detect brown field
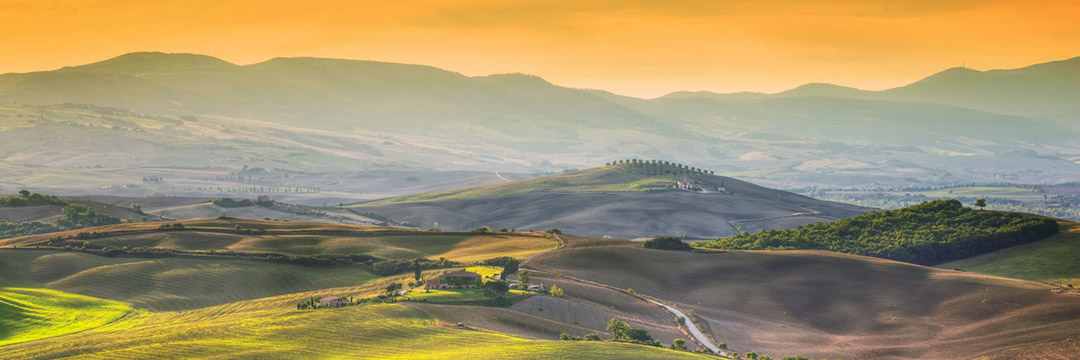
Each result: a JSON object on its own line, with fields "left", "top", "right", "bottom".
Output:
{"left": 528, "top": 244, "right": 1080, "bottom": 360}
{"left": 0, "top": 218, "right": 557, "bottom": 262}
{"left": 0, "top": 249, "right": 376, "bottom": 311}
{"left": 410, "top": 271, "right": 703, "bottom": 350}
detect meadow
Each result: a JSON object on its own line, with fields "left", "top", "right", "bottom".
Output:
{"left": 0, "top": 288, "right": 132, "bottom": 347}
{"left": 0, "top": 250, "right": 376, "bottom": 311}
{"left": 944, "top": 222, "right": 1080, "bottom": 286}
{"left": 0, "top": 280, "right": 710, "bottom": 360}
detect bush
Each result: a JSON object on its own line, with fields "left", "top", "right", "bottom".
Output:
{"left": 643, "top": 237, "right": 692, "bottom": 251}
{"left": 697, "top": 200, "right": 1060, "bottom": 265}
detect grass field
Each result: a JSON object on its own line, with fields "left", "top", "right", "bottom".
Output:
{"left": 0, "top": 250, "right": 376, "bottom": 311}
{"left": 0, "top": 288, "right": 132, "bottom": 347}
{"left": 1, "top": 219, "right": 557, "bottom": 263}
{"left": 0, "top": 281, "right": 711, "bottom": 360}
{"left": 466, "top": 265, "right": 504, "bottom": 281}
{"left": 943, "top": 222, "right": 1080, "bottom": 286}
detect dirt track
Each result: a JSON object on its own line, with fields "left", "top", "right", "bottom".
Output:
{"left": 528, "top": 245, "right": 1080, "bottom": 360}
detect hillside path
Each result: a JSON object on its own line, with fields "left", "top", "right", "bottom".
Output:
{"left": 524, "top": 265, "right": 728, "bottom": 356}
{"left": 642, "top": 298, "right": 722, "bottom": 354}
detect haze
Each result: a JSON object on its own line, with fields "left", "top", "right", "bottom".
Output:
{"left": 3, "top": 0, "right": 1079, "bottom": 97}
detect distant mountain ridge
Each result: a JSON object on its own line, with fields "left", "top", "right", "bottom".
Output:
{"left": 3, "top": 52, "right": 1078, "bottom": 125}
{"left": 0, "top": 52, "right": 1077, "bottom": 189}
{"left": 679, "top": 56, "right": 1080, "bottom": 122}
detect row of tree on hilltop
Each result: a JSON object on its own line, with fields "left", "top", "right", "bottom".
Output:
{"left": 606, "top": 159, "right": 714, "bottom": 176}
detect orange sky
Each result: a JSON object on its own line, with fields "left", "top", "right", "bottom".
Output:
{"left": 2, "top": 0, "right": 1079, "bottom": 97}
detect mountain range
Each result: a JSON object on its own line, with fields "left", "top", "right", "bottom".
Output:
{"left": 0, "top": 52, "right": 1077, "bottom": 193}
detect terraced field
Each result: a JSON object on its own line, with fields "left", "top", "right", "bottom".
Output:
{"left": 0, "top": 250, "right": 375, "bottom": 311}
{"left": 0, "top": 288, "right": 132, "bottom": 347}
{"left": 0, "top": 219, "right": 557, "bottom": 262}
{"left": 944, "top": 222, "right": 1080, "bottom": 286}
{"left": 0, "top": 282, "right": 711, "bottom": 360}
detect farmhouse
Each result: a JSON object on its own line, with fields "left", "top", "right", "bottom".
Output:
{"left": 426, "top": 270, "right": 481, "bottom": 290}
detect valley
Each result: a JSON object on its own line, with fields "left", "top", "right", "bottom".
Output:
{"left": 0, "top": 38, "right": 1078, "bottom": 359}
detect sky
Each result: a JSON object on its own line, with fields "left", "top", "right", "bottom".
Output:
{"left": 2, "top": 0, "right": 1079, "bottom": 98}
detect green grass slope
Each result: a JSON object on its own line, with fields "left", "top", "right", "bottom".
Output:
{"left": 0, "top": 250, "right": 375, "bottom": 311}
{"left": 0, "top": 283, "right": 710, "bottom": 360}
{"left": 943, "top": 222, "right": 1080, "bottom": 286}
{"left": 0, "top": 288, "right": 131, "bottom": 347}
{"left": 697, "top": 199, "right": 1059, "bottom": 265}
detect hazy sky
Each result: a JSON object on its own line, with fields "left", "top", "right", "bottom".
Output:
{"left": 3, "top": 0, "right": 1079, "bottom": 97}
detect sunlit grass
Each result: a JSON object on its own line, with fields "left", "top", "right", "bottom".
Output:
{"left": 0, "top": 283, "right": 710, "bottom": 360}
{"left": 0, "top": 287, "right": 132, "bottom": 347}
{"left": 944, "top": 222, "right": 1080, "bottom": 286}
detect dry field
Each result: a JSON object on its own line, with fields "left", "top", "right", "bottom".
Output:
{"left": 529, "top": 244, "right": 1080, "bottom": 359}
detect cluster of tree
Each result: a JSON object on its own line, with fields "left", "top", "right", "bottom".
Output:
{"left": 212, "top": 198, "right": 257, "bottom": 208}
{"left": 606, "top": 159, "right": 714, "bottom": 176}
{"left": 697, "top": 200, "right": 1060, "bottom": 265}
{"left": 0, "top": 221, "right": 59, "bottom": 238}
{"left": 478, "top": 256, "right": 520, "bottom": 280}
{"left": 370, "top": 257, "right": 459, "bottom": 276}
{"left": 266, "top": 253, "right": 377, "bottom": 267}
{"left": 158, "top": 223, "right": 186, "bottom": 230}
{"left": 295, "top": 295, "right": 358, "bottom": 310}
{"left": 643, "top": 237, "right": 692, "bottom": 251}
{"left": 232, "top": 224, "right": 267, "bottom": 235}
{"left": 606, "top": 318, "right": 660, "bottom": 346}
{"left": 0, "top": 190, "right": 66, "bottom": 207}
{"left": 60, "top": 205, "right": 121, "bottom": 228}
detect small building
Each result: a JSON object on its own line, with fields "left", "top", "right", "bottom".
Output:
{"left": 426, "top": 270, "right": 481, "bottom": 290}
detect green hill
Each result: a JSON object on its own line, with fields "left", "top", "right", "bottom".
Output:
{"left": 0, "top": 282, "right": 710, "bottom": 360}
{"left": 0, "top": 249, "right": 378, "bottom": 311}
{"left": 0, "top": 287, "right": 132, "bottom": 347}
{"left": 943, "top": 222, "right": 1080, "bottom": 286}
{"left": 350, "top": 163, "right": 867, "bottom": 238}
{"left": 696, "top": 199, "right": 1059, "bottom": 265}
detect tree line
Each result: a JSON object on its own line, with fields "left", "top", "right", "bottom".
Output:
{"left": 696, "top": 199, "right": 1060, "bottom": 265}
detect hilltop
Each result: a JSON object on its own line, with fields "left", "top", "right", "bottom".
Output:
{"left": 349, "top": 161, "right": 867, "bottom": 238}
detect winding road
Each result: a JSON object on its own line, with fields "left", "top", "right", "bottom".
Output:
{"left": 642, "top": 298, "right": 725, "bottom": 355}
{"left": 525, "top": 264, "right": 728, "bottom": 356}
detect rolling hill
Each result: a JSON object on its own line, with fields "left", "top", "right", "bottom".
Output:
{"left": 349, "top": 162, "right": 867, "bottom": 238}
{"left": 528, "top": 243, "right": 1080, "bottom": 360}
{"left": 0, "top": 282, "right": 709, "bottom": 360}
{"left": 0, "top": 218, "right": 557, "bottom": 262}
{"left": 0, "top": 218, "right": 556, "bottom": 310}
{"left": 0, "top": 249, "right": 377, "bottom": 311}
{"left": 943, "top": 222, "right": 1080, "bottom": 287}
{"left": 0, "top": 287, "right": 132, "bottom": 347}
